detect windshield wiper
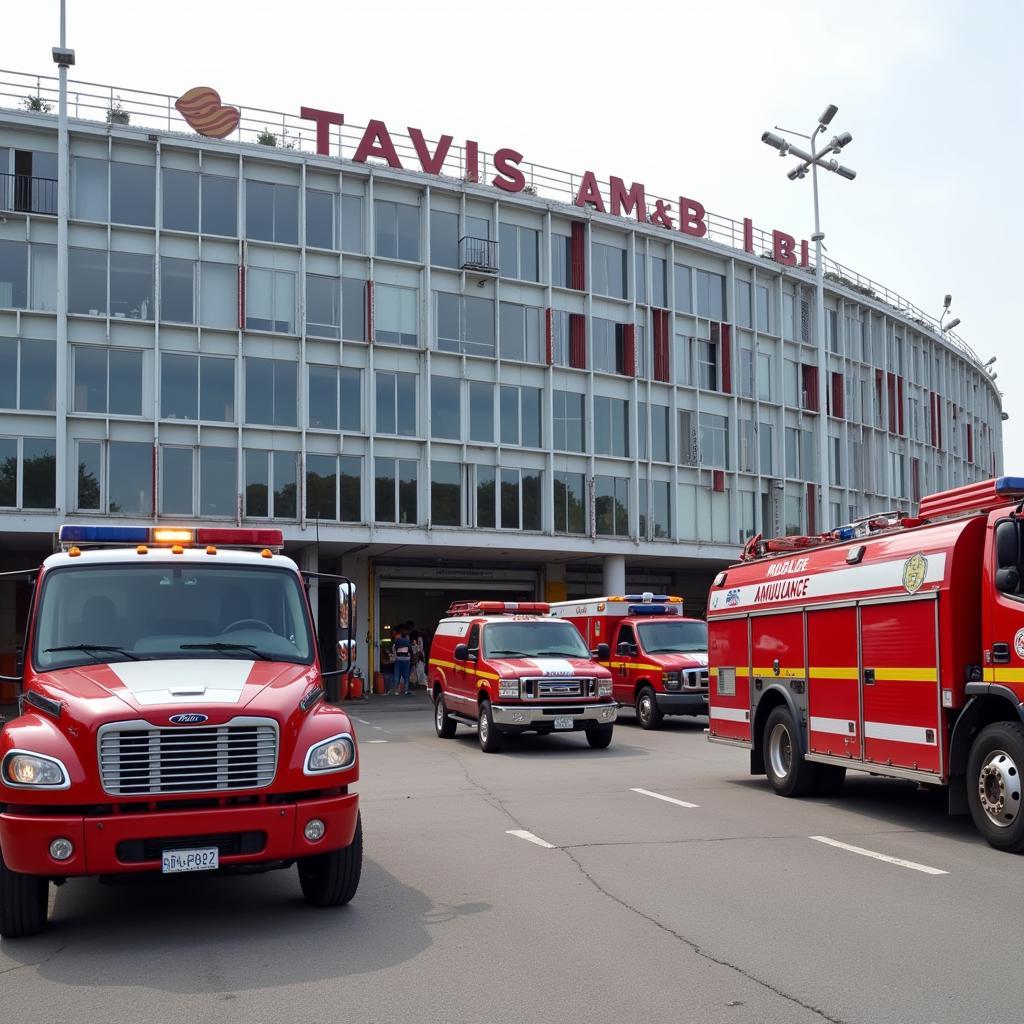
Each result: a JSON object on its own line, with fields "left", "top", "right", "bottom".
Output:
{"left": 487, "top": 650, "right": 525, "bottom": 657}
{"left": 45, "top": 643, "right": 141, "bottom": 662}
{"left": 180, "top": 642, "right": 274, "bottom": 662}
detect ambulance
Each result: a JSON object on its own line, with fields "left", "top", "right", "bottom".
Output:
{"left": 428, "top": 601, "right": 617, "bottom": 752}
{"left": 549, "top": 595, "right": 708, "bottom": 728}
{"left": 0, "top": 525, "right": 362, "bottom": 937}
{"left": 707, "top": 476, "right": 1024, "bottom": 853}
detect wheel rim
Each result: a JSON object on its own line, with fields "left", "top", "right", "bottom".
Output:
{"left": 977, "top": 748, "right": 1021, "bottom": 828}
{"left": 638, "top": 694, "right": 651, "bottom": 724}
{"left": 436, "top": 699, "right": 444, "bottom": 730}
{"left": 479, "top": 709, "right": 488, "bottom": 742}
{"left": 768, "top": 722, "right": 793, "bottom": 780}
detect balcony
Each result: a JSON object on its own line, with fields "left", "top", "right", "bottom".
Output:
{"left": 459, "top": 235, "right": 498, "bottom": 274}
{"left": 0, "top": 173, "right": 58, "bottom": 216}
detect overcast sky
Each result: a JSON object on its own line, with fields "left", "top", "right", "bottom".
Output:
{"left": 7, "top": 1, "right": 1023, "bottom": 469}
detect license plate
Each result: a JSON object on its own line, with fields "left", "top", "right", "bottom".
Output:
{"left": 162, "top": 847, "right": 219, "bottom": 874}
{"left": 553, "top": 716, "right": 574, "bottom": 730}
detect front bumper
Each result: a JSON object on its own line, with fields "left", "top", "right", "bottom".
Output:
{"left": 656, "top": 692, "right": 709, "bottom": 715}
{"left": 490, "top": 702, "right": 618, "bottom": 730}
{"left": 0, "top": 792, "right": 359, "bottom": 877}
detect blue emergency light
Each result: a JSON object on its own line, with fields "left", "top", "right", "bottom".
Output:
{"left": 627, "top": 604, "right": 673, "bottom": 615}
{"left": 994, "top": 477, "right": 1024, "bottom": 496}
{"left": 58, "top": 525, "right": 149, "bottom": 544}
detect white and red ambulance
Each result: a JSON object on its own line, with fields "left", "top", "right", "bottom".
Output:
{"left": 549, "top": 595, "right": 708, "bottom": 728}
{"left": 707, "top": 476, "right": 1024, "bottom": 852}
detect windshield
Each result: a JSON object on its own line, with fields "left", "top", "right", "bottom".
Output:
{"left": 637, "top": 619, "right": 707, "bottom": 654}
{"left": 483, "top": 621, "right": 591, "bottom": 659}
{"left": 34, "top": 563, "right": 314, "bottom": 671}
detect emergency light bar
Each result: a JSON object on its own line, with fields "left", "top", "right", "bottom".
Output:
{"left": 58, "top": 525, "right": 284, "bottom": 550}
{"left": 607, "top": 594, "right": 683, "bottom": 604}
{"left": 446, "top": 600, "right": 551, "bottom": 616}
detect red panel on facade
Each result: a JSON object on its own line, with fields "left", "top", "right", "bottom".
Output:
{"left": 712, "top": 469, "right": 725, "bottom": 493}
{"left": 720, "top": 323, "right": 732, "bottom": 394}
{"left": 570, "top": 221, "right": 586, "bottom": 291}
{"left": 622, "top": 324, "right": 636, "bottom": 377}
{"left": 967, "top": 422, "right": 974, "bottom": 464}
{"left": 569, "top": 313, "right": 586, "bottom": 369}
{"left": 830, "top": 371, "right": 845, "bottom": 418}
{"left": 886, "top": 372, "right": 896, "bottom": 432}
{"left": 801, "top": 364, "right": 819, "bottom": 411}
{"left": 897, "top": 376, "right": 905, "bottom": 435}
{"left": 652, "top": 310, "right": 670, "bottom": 382}
{"left": 545, "top": 308, "right": 553, "bottom": 365}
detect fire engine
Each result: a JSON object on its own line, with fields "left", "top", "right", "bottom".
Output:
{"left": 428, "top": 601, "right": 617, "bottom": 752}
{"left": 707, "top": 476, "right": 1024, "bottom": 853}
{"left": 0, "top": 525, "right": 362, "bottom": 937}
{"left": 549, "top": 595, "right": 708, "bottom": 728}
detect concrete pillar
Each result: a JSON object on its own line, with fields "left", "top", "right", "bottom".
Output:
{"left": 338, "top": 551, "right": 370, "bottom": 683}
{"left": 603, "top": 554, "right": 626, "bottom": 596}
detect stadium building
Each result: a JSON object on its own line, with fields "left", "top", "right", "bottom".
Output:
{"left": 0, "top": 69, "right": 1003, "bottom": 683}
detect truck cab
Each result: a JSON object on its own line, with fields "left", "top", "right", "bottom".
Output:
{"left": 0, "top": 525, "right": 362, "bottom": 937}
{"left": 428, "top": 601, "right": 617, "bottom": 752}
{"left": 550, "top": 595, "right": 709, "bottom": 728}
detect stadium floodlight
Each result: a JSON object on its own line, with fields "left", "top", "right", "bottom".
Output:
{"left": 985, "top": 355, "right": 997, "bottom": 367}
{"left": 943, "top": 317, "right": 961, "bottom": 331}
{"left": 944, "top": 294, "right": 953, "bottom": 310}
{"left": 761, "top": 131, "right": 790, "bottom": 155}
{"left": 830, "top": 131, "right": 853, "bottom": 153}
{"left": 835, "top": 165, "right": 857, "bottom": 180}
{"left": 819, "top": 104, "right": 839, "bottom": 127}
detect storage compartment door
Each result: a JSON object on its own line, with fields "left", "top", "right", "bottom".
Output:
{"left": 708, "top": 617, "right": 751, "bottom": 743}
{"left": 807, "top": 606, "right": 861, "bottom": 760}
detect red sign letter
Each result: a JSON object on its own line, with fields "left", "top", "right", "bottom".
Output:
{"left": 772, "top": 230, "right": 797, "bottom": 266}
{"left": 353, "top": 119, "right": 403, "bottom": 169}
{"left": 650, "top": 199, "right": 674, "bottom": 229}
{"left": 800, "top": 239, "right": 810, "bottom": 267}
{"left": 609, "top": 177, "right": 646, "bottom": 221}
{"left": 678, "top": 197, "right": 707, "bottom": 238}
{"left": 492, "top": 148, "right": 526, "bottom": 193}
{"left": 743, "top": 217, "right": 754, "bottom": 253}
{"left": 299, "top": 106, "right": 344, "bottom": 156}
{"left": 465, "top": 139, "right": 479, "bottom": 182}
{"left": 574, "top": 171, "right": 606, "bottom": 212}
{"left": 409, "top": 128, "right": 453, "bottom": 175}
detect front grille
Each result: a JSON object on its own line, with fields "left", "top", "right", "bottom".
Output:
{"left": 116, "top": 830, "right": 266, "bottom": 864}
{"left": 522, "top": 677, "right": 589, "bottom": 699}
{"left": 98, "top": 718, "right": 278, "bottom": 796}
{"left": 683, "top": 669, "right": 709, "bottom": 690}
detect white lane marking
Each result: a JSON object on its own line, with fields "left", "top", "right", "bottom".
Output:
{"left": 631, "top": 787, "right": 700, "bottom": 809}
{"left": 810, "top": 836, "right": 948, "bottom": 875}
{"left": 506, "top": 829, "right": 555, "bottom": 849}
{"left": 367, "top": 739, "right": 388, "bottom": 744}
{"left": 372, "top": 725, "right": 383, "bottom": 730}
{"left": 708, "top": 706, "right": 749, "bottom": 723}
{"left": 355, "top": 718, "right": 371, "bottom": 724}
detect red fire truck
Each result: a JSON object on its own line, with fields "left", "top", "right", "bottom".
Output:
{"left": 707, "top": 476, "right": 1024, "bottom": 853}
{"left": 0, "top": 525, "right": 362, "bottom": 937}
{"left": 429, "top": 601, "right": 617, "bottom": 752}
{"left": 549, "top": 595, "right": 708, "bottom": 728}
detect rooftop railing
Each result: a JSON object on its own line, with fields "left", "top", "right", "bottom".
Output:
{"left": 0, "top": 67, "right": 985, "bottom": 370}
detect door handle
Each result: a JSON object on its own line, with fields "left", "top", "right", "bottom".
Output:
{"left": 992, "top": 643, "right": 1011, "bottom": 665}
{"left": 863, "top": 668, "right": 876, "bottom": 685}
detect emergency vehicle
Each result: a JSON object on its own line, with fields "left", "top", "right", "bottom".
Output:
{"left": 428, "top": 601, "right": 617, "bottom": 752}
{"left": 0, "top": 525, "right": 362, "bottom": 937}
{"left": 707, "top": 476, "right": 1024, "bottom": 853}
{"left": 549, "top": 595, "right": 708, "bottom": 728}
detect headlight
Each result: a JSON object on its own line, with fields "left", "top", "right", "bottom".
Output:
{"left": 304, "top": 733, "right": 356, "bottom": 774}
{"left": 663, "top": 672, "right": 682, "bottom": 691}
{"left": 596, "top": 679, "right": 613, "bottom": 697}
{"left": 2, "top": 750, "right": 69, "bottom": 788}
{"left": 498, "top": 679, "right": 520, "bottom": 699}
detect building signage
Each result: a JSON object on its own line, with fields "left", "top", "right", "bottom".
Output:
{"left": 175, "top": 87, "right": 240, "bottom": 139}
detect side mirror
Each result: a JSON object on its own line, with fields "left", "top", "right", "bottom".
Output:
{"left": 337, "top": 638, "right": 356, "bottom": 663}
{"left": 996, "top": 567, "right": 1020, "bottom": 595}
{"left": 337, "top": 581, "right": 356, "bottom": 672}
{"left": 596, "top": 642, "right": 611, "bottom": 660}
{"left": 616, "top": 641, "right": 632, "bottom": 657}
{"left": 454, "top": 643, "right": 469, "bottom": 662}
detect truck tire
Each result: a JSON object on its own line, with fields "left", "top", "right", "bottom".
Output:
{"left": 298, "top": 812, "right": 362, "bottom": 907}
{"left": 635, "top": 685, "right": 663, "bottom": 730}
{"left": 0, "top": 849, "right": 49, "bottom": 938}
{"left": 763, "top": 706, "right": 818, "bottom": 797}
{"left": 966, "top": 721, "right": 1024, "bottom": 853}
{"left": 434, "top": 692, "right": 457, "bottom": 738}
{"left": 478, "top": 700, "right": 504, "bottom": 753}
{"left": 586, "top": 724, "right": 614, "bottom": 749}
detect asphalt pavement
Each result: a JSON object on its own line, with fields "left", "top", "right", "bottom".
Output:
{"left": 2, "top": 692, "right": 1021, "bottom": 1024}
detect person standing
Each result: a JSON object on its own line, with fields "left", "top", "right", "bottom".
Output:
{"left": 392, "top": 628, "right": 413, "bottom": 695}
{"left": 410, "top": 629, "right": 426, "bottom": 690}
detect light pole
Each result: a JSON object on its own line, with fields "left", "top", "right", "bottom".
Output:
{"left": 761, "top": 106, "right": 856, "bottom": 535}
{"left": 940, "top": 294, "right": 961, "bottom": 333}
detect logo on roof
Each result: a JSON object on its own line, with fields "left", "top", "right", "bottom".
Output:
{"left": 902, "top": 553, "right": 928, "bottom": 594}
{"left": 175, "top": 86, "right": 240, "bottom": 139}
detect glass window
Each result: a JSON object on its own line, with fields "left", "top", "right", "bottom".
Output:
{"left": 162, "top": 168, "right": 198, "bottom": 232}
{"left": 245, "top": 449, "right": 269, "bottom": 517}
{"left": 342, "top": 277, "right": 366, "bottom": 341}
{"left": 634, "top": 251, "right": 647, "bottom": 305}
{"left": 201, "top": 174, "right": 237, "bottom": 236}
{"left": 697, "top": 339, "right": 718, "bottom": 390}
{"left": 20, "top": 339, "right": 56, "bottom": 411}
{"left": 375, "top": 284, "right": 418, "bottom": 346}
{"left": 308, "top": 364, "right": 337, "bottom": 430}
{"left": 651, "top": 257, "right": 667, "bottom": 308}
{"left": 435, "top": 293, "right": 494, "bottom": 357}
{"left": 650, "top": 404, "right": 669, "bottom": 462}
{"left": 338, "top": 455, "right": 361, "bottom": 522}
{"left": 306, "top": 453, "right": 337, "bottom": 521}
{"left": 109, "top": 252, "right": 154, "bottom": 320}
{"left": 161, "top": 352, "right": 197, "bottom": 420}
{"left": 23, "top": 437, "right": 56, "bottom": 509}
{"left": 759, "top": 421, "right": 774, "bottom": 475}
{"left": 246, "top": 181, "right": 298, "bottom": 244}
{"left": 0, "top": 438, "right": 14, "bottom": 507}
{"left": 341, "top": 194, "right": 364, "bottom": 253}
{"left": 108, "top": 440, "right": 152, "bottom": 514}
{"left": 431, "top": 375, "right": 460, "bottom": 440}
{"left": 430, "top": 209, "right": 459, "bottom": 268}
{"left": 739, "top": 348, "right": 754, "bottom": 398}
{"left": 375, "top": 457, "right": 417, "bottom": 524}
{"left": 200, "top": 356, "right": 234, "bottom": 422}
{"left": 431, "top": 461, "right": 462, "bottom": 526}
{"left": 591, "top": 242, "right": 627, "bottom": 299}
{"left": 339, "top": 366, "right": 361, "bottom": 431}
{"left": 306, "top": 189, "right": 335, "bottom": 249}
{"left": 499, "top": 223, "right": 539, "bottom": 282}
{"left": 782, "top": 293, "right": 796, "bottom": 340}
{"left": 554, "top": 471, "right": 586, "bottom": 535}
{"left": 499, "top": 385, "right": 541, "bottom": 447}
{"left": 246, "top": 268, "right": 295, "bottom": 333}
{"left": 76, "top": 440, "right": 102, "bottom": 511}
{"left": 30, "top": 243, "right": 56, "bottom": 312}
{"left": 306, "top": 274, "right": 340, "bottom": 338}
{"left": 553, "top": 389, "right": 585, "bottom": 451}
{"left": 757, "top": 352, "right": 772, "bottom": 402}
{"left": 200, "top": 446, "right": 237, "bottom": 517}
{"left": 551, "top": 234, "right": 571, "bottom": 288}
{"left": 245, "top": 450, "right": 298, "bottom": 519}
{"left": 69, "top": 247, "right": 107, "bottom": 315}
{"left": 673, "top": 264, "right": 692, "bottom": 313}
{"left": 110, "top": 162, "right": 155, "bottom": 227}
{"left": 200, "top": 261, "right": 237, "bottom": 329}
{"left": 469, "top": 381, "right": 493, "bottom": 443}
{"left": 0, "top": 240, "right": 27, "bottom": 308}
{"left": 375, "top": 370, "right": 416, "bottom": 436}
{"left": 72, "top": 157, "right": 108, "bottom": 221}
{"left": 245, "top": 357, "right": 297, "bottom": 426}
{"left": 784, "top": 358, "right": 799, "bottom": 407}
{"left": 161, "top": 446, "right": 193, "bottom": 515}
{"left": 0, "top": 339, "right": 13, "bottom": 408}
{"left": 595, "top": 475, "right": 629, "bottom": 537}
{"left": 594, "top": 396, "right": 629, "bottom": 457}
{"left": 736, "top": 281, "right": 752, "bottom": 328}
{"left": 499, "top": 302, "right": 542, "bottom": 362}
{"left": 699, "top": 412, "right": 728, "bottom": 468}
{"left": 696, "top": 270, "right": 726, "bottom": 320}
{"left": 375, "top": 200, "right": 419, "bottom": 261}
{"left": 756, "top": 285, "right": 771, "bottom": 333}
{"left": 161, "top": 257, "right": 195, "bottom": 323}
{"left": 73, "top": 346, "right": 142, "bottom": 415}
